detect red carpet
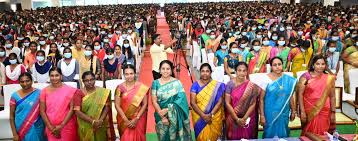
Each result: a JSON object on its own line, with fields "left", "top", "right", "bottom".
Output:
{"left": 139, "top": 13, "right": 195, "bottom": 133}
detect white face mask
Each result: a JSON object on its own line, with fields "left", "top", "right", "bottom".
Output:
{"left": 115, "top": 31, "right": 121, "bottom": 34}
{"left": 36, "top": 56, "right": 45, "bottom": 62}
{"left": 94, "top": 45, "right": 101, "bottom": 50}
{"left": 332, "top": 36, "right": 339, "bottom": 41}
{"left": 103, "top": 39, "right": 109, "bottom": 43}
{"left": 240, "top": 43, "right": 247, "bottom": 48}
{"left": 328, "top": 47, "right": 336, "bottom": 53}
{"left": 63, "top": 43, "right": 69, "bottom": 47}
{"left": 9, "top": 59, "right": 17, "bottom": 64}
{"left": 253, "top": 46, "right": 261, "bottom": 51}
{"left": 123, "top": 44, "right": 130, "bottom": 48}
{"left": 221, "top": 45, "right": 227, "bottom": 49}
{"left": 107, "top": 54, "right": 114, "bottom": 59}
{"left": 108, "top": 34, "right": 113, "bottom": 38}
{"left": 263, "top": 40, "right": 270, "bottom": 46}
{"left": 39, "top": 41, "right": 46, "bottom": 45}
{"left": 0, "top": 51, "right": 5, "bottom": 57}
{"left": 24, "top": 42, "right": 30, "bottom": 47}
{"left": 49, "top": 36, "right": 55, "bottom": 40}
{"left": 5, "top": 44, "right": 12, "bottom": 48}
{"left": 278, "top": 41, "right": 285, "bottom": 46}
{"left": 210, "top": 35, "right": 216, "bottom": 39}
{"left": 84, "top": 51, "right": 92, "bottom": 56}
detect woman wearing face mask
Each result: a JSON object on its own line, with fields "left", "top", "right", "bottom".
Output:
{"left": 287, "top": 40, "right": 313, "bottom": 77}
{"left": 79, "top": 45, "right": 102, "bottom": 84}
{"left": 297, "top": 55, "right": 336, "bottom": 136}
{"left": 31, "top": 50, "right": 52, "bottom": 83}
{"left": 206, "top": 31, "right": 222, "bottom": 69}
{"left": 269, "top": 32, "right": 279, "bottom": 47}
{"left": 225, "top": 62, "right": 260, "bottom": 140}
{"left": 93, "top": 41, "right": 106, "bottom": 62}
{"left": 122, "top": 39, "right": 136, "bottom": 67}
{"left": 74, "top": 71, "right": 115, "bottom": 141}
{"left": 5, "top": 53, "right": 27, "bottom": 84}
{"left": 115, "top": 64, "right": 149, "bottom": 141}
{"left": 0, "top": 46, "right": 10, "bottom": 66}
{"left": 224, "top": 42, "right": 241, "bottom": 81}
{"left": 0, "top": 47, "right": 6, "bottom": 85}
{"left": 48, "top": 43, "right": 62, "bottom": 66}
{"left": 325, "top": 41, "right": 340, "bottom": 75}
{"left": 57, "top": 47, "right": 80, "bottom": 82}
{"left": 328, "top": 31, "right": 344, "bottom": 53}
{"left": 248, "top": 40, "right": 269, "bottom": 74}
{"left": 270, "top": 36, "right": 290, "bottom": 71}
{"left": 151, "top": 60, "right": 191, "bottom": 141}
{"left": 103, "top": 48, "right": 122, "bottom": 80}
{"left": 21, "top": 37, "right": 31, "bottom": 61}
{"left": 38, "top": 36, "right": 49, "bottom": 55}
{"left": 102, "top": 36, "right": 114, "bottom": 49}
{"left": 40, "top": 68, "right": 79, "bottom": 141}
{"left": 258, "top": 57, "right": 297, "bottom": 138}
{"left": 342, "top": 36, "right": 358, "bottom": 94}
{"left": 214, "top": 39, "right": 229, "bottom": 67}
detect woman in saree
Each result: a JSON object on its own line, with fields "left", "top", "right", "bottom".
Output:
{"left": 79, "top": 45, "right": 102, "bottom": 82}
{"left": 190, "top": 63, "right": 225, "bottom": 141}
{"left": 342, "top": 37, "right": 358, "bottom": 93}
{"left": 74, "top": 71, "right": 115, "bottom": 141}
{"left": 225, "top": 62, "right": 260, "bottom": 139}
{"left": 270, "top": 36, "right": 291, "bottom": 71}
{"left": 258, "top": 57, "right": 297, "bottom": 138}
{"left": 115, "top": 64, "right": 149, "bottom": 141}
{"left": 40, "top": 67, "right": 79, "bottom": 141}
{"left": 298, "top": 55, "right": 336, "bottom": 136}
{"left": 248, "top": 40, "right": 270, "bottom": 74}
{"left": 287, "top": 39, "right": 313, "bottom": 77}
{"left": 10, "top": 72, "right": 46, "bottom": 141}
{"left": 151, "top": 60, "right": 191, "bottom": 141}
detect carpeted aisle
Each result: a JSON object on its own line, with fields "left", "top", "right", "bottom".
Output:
{"left": 138, "top": 11, "right": 195, "bottom": 140}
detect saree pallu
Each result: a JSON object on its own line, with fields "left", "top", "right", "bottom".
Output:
{"left": 117, "top": 82, "right": 149, "bottom": 141}
{"left": 343, "top": 46, "right": 358, "bottom": 93}
{"left": 192, "top": 80, "right": 225, "bottom": 141}
{"left": 270, "top": 47, "right": 290, "bottom": 70}
{"left": 264, "top": 74, "right": 297, "bottom": 138}
{"left": 248, "top": 51, "right": 268, "bottom": 74}
{"left": 77, "top": 87, "right": 115, "bottom": 141}
{"left": 225, "top": 80, "right": 259, "bottom": 140}
{"left": 40, "top": 84, "right": 79, "bottom": 141}
{"left": 290, "top": 48, "right": 313, "bottom": 77}
{"left": 301, "top": 73, "right": 335, "bottom": 135}
{"left": 10, "top": 89, "right": 46, "bottom": 141}
{"left": 151, "top": 79, "right": 191, "bottom": 141}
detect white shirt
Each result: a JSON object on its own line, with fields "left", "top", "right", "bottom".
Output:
{"left": 150, "top": 43, "right": 173, "bottom": 72}
{"left": 31, "top": 61, "right": 51, "bottom": 83}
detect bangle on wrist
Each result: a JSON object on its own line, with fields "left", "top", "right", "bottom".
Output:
{"left": 92, "top": 120, "right": 96, "bottom": 125}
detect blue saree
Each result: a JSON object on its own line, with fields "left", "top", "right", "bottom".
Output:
{"left": 10, "top": 89, "right": 46, "bottom": 141}
{"left": 263, "top": 74, "right": 297, "bottom": 138}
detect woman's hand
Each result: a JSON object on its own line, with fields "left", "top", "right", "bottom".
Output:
{"left": 158, "top": 108, "right": 168, "bottom": 118}
{"left": 129, "top": 118, "right": 139, "bottom": 128}
{"left": 161, "top": 117, "right": 169, "bottom": 126}
{"left": 236, "top": 118, "right": 246, "bottom": 127}
{"left": 290, "top": 112, "right": 296, "bottom": 121}
{"left": 124, "top": 119, "right": 132, "bottom": 128}
{"left": 259, "top": 116, "right": 266, "bottom": 127}
{"left": 202, "top": 114, "right": 212, "bottom": 123}
{"left": 13, "top": 134, "right": 19, "bottom": 141}
{"left": 93, "top": 120, "right": 103, "bottom": 131}
{"left": 300, "top": 112, "right": 307, "bottom": 124}
{"left": 330, "top": 113, "right": 336, "bottom": 124}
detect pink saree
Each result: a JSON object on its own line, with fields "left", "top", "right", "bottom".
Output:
{"left": 40, "top": 84, "right": 79, "bottom": 141}
{"left": 116, "top": 82, "right": 149, "bottom": 141}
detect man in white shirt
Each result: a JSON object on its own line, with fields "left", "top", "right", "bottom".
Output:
{"left": 150, "top": 34, "right": 177, "bottom": 80}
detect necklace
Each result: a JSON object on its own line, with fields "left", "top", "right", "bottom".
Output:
{"left": 273, "top": 74, "right": 284, "bottom": 90}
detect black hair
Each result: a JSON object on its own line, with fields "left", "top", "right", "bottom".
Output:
{"left": 8, "top": 53, "right": 19, "bottom": 64}
{"left": 235, "top": 62, "right": 248, "bottom": 71}
{"left": 270, "top": 56, "right": 283, "bottom": 66}
{"left": 36, "top": 50, "right": 46, "bottom": 57}
{"left": 63, "top": 47, "right": 72, "bottom": 53}
{"left": 82, "top": 71, "right": 95, "bottom": 80}
{"left": 19, "top": 72, "right": 33, "bottom": 81}
{"left": 49, "top": 67, "right": 63, "bottom": 76}
{"left": 29, "top": 41, "right": 38, "bottom": 47}
{"left": 308, "top": 54, "right": 327, "bottom": 72}
{"left": 106, "top": 48, "right": 114, "bottom": 54}
{"left": 199, "top": 63, "right": 212, "bottom": 73}
{"left": 159, "top": 60, "right": 175, "bottom": 78}
{"left": 252, "top": 40, "right": 261, "bottom": 46}
{"left": 152, "top": 34, "right": 160, "bottom": 41}
{"left": 123, "top": 64, "right": 136, "bottom": 74}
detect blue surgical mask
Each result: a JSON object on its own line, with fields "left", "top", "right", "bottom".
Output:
{"left": 272, "top": 36, "right": 278, "bottom": 40}
{"left": 221, "top": 45, "right": 227, "bottom": 49}
{"left": 84, "top": 51, "right": 92, "bottom": 56}
{"left": 94, "top": 45, "right": 101, "bottom": 50}
{"left": 253, "top": 46, "right": 261, "bottom": 51}
{"left": 328, "top": 47, "right": 336, "bottom": 53}
{"left": 107, "top": 54, "right": 114, "bottom": 59}
{"left": 278, "top": 41, "right": 286, "bottom": 46}
{"left": 5, "top": 44, "right": 12, "bottom": 48}
{"left": 36, "top": 56, "right": 45, "bottom": 62}
{"left": 298, "top": 31, "right": 303, "bottom": 36}
{"left": 231, "top": 48, "right": 240, "bottom": 54}
{"left": 263, "top": 40, "right": 270, "bottom": 46}
{"left": 9, "top": 59, "right": 17, "bottom": 64}
{"left": 0, "top": 51, "right": 5, "bottom": 57}
{"left": 240, "top": 43, "right": 247, "bottom": 48}
{"left": 64, "top": 53, "right": 72, "bottom": 58}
